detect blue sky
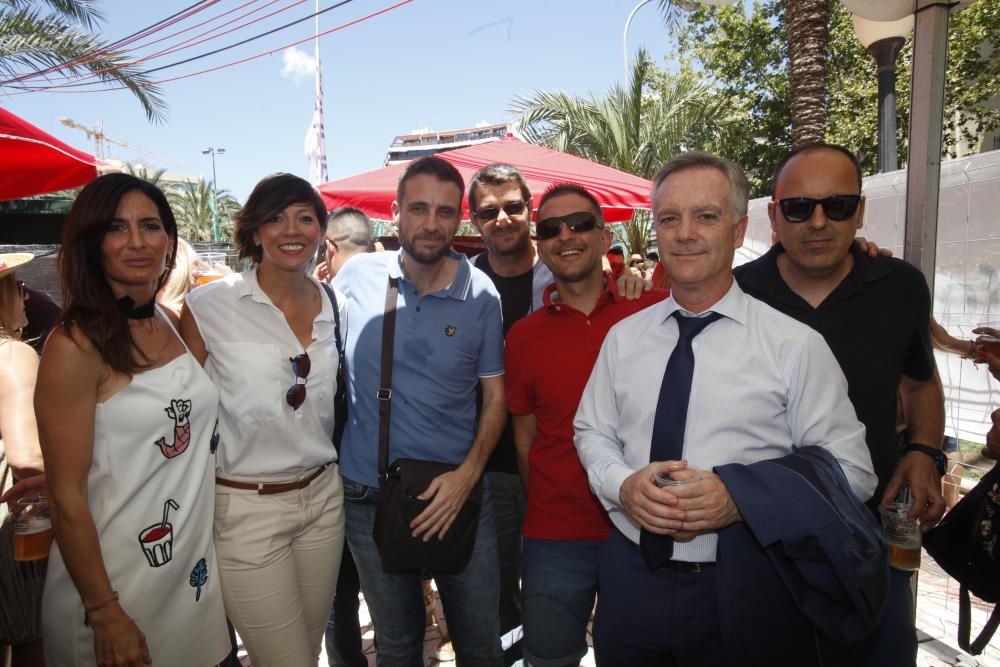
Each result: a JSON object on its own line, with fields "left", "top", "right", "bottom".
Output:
{"left": 5, "top": 0, "right": 682, "bottom": 201}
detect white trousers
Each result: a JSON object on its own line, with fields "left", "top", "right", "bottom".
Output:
{"left": 214, "top": 465, "right": 344, "bottom": 667}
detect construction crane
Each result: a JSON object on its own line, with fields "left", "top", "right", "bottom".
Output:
{"left": 59, "top": 117, "right": 179, "bottom": 167}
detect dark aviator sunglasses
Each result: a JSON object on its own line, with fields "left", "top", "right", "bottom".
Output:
{"left": 286, "top": 352, "right": 310, "bottom": 410}
{"left": 776, "top": 195, "right": 861, "bottom": 223}
{"left": 535, "top": 211, "right": 600, "bottom": 241}
{"left": 472, "top": 201, "right": 528, "bottom": 224}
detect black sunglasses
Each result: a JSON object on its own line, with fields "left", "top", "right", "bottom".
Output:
{"left": 472, "top": 201, "right": 528, "bottom": 223}
{"left": 286, "top": 352, "right": 311, "bottom": 410}
{"left": 776, "top": 195, "right": 861, "bottom": 223}
{"left": 15, "top": 280, "right": 27, "bottom": 301}
{"left": 535, "top": 211, "right": 600, "bottom": 241}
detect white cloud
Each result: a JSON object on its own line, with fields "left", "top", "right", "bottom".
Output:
{"left": 281, "top": 47, "right": 316, "bottom": 84}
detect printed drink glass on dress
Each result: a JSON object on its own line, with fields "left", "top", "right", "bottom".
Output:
{"left": 13, "top": 492, "right": 53, "bottom": 561}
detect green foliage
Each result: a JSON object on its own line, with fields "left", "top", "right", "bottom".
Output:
{"left": 0, "top": 0, "right": 166, "bottom": 122}
{"left": 668, "top": 0, "right": 1000, "bottom": 197}
{"left": 510, "top": 48, "right": 738, "bottom": 255}
{"left": 167, "top": 179, "right": 240, "bottom": 243}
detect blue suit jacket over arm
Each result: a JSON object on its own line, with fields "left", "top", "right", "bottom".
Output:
{"left": 714, "top": 447, "right": 889, "bottom": 667}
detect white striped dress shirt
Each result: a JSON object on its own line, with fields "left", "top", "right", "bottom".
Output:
{"left": 573, "top": 280, "right": 877, "bottom": 562}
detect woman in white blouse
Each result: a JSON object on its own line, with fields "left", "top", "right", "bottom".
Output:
{"left": 180, "top": 173, "right": 345, "bottom": 667}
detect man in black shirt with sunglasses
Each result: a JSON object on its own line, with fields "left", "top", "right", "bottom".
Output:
{"left": 734, "top": 142, "right": 944, "bottom": 666}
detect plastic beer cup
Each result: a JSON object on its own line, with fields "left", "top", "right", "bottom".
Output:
{"left": 880, "top": 502, "right": 921, "bottom": 571}
{"left": 13, "top": 492, "right": 53, "bottom": 561}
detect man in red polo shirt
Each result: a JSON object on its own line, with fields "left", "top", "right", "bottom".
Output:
{"left": 505, "top": 183, "right": 667, "bottom": 667}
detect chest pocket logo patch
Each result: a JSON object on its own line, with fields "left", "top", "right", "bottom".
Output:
{"left": 445, "top": 325, "right": 456, "bottom": 337}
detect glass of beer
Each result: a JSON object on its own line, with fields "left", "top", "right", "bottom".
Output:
{"left": 193, "top": 252, "right": 227, "bottom": 286}
{"left": 13, "top": 491, "right": 53, "bottom": 561}
{"left": 880, "top": 502, "right": 921, "bottom": 571}
{"left": 977, "top": 321, "right": 1000, "bottom": 356}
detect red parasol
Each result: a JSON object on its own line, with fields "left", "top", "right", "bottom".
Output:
{"left": 317, "top": 137, "right": 652, "bottom": 222}
{"left": 0, "top": 107, "right": 103, "bottom": 201}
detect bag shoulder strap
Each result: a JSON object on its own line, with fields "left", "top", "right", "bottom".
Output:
{"left": 377, "top": 277, "right": 399, "bottom": 480}
{"left": 960, "top": 583, "right": 1000, "bottom": 655}
{"left": 320, "top": 282, "right": 343, "bottom": 354}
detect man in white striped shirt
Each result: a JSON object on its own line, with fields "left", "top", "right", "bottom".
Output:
{"left": 573, "top": 152, "right": 877, "bottom": 665}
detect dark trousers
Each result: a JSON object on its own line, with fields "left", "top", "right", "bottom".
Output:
{"left": 487, "top": 470, "right": 526, "bottom": 664}
{"left": 325, "top": 542, "right": 367, "bottom": 667}
{"left": 593, "top": 529, "right": 725, "bottom": 667}
{"left": 855, "top": 568, "right": 917, "bottom": 667}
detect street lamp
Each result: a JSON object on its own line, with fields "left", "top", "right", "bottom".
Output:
{"left": 202, "top": 147, "right": 226, "bottom": 242}
{"left": 624, "top": 0, "right": 737, "bottom": 76}
{"left": 852, "top": 14, "right": 913, "bottom": 172}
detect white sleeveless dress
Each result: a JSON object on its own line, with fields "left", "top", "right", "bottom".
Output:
{"left": 42, "top": 314, "right": 230, "bottom": 666}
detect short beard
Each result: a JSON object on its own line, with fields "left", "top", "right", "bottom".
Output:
{"left": 401, "top": 235, "right": 451, "bottom": 265}
{"left": 485, "top": 227, "right": 532, "bottom": 258}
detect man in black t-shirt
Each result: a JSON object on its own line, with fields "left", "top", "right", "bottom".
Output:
{"left": 734, "top": 143, "right": 945, "bottom": 667}
{"left": 467, "top": 163, "right": 544, "bottom": 664}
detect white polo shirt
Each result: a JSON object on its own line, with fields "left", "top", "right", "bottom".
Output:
{"left": 186, "top": 268, "right": 347, "bottom": 478}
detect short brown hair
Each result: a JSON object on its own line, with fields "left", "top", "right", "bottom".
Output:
{"left": 396, "top": 156, "right": 464, "bottom": 205}
{"left": 234, "top": 173, "right": 327, "bottom": 264}
{"left": 537, "top": 183, "right": 605, "bottom": 225}
{"left": 467, "top": 163, "right": 531, "bottom": 212}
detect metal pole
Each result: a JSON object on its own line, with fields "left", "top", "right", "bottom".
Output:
{"left": 867, "top": 36, "right": 905, "bottom": 173}
{"left": 624, "top": 0, "right": 653, "bottom": 77}
{"left": 903, "top": 0, "right": 951, "bottom": 294}
{"left": 210, "top": 151, "right": 219, "bottom": 242}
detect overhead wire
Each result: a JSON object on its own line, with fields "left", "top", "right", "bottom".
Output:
{"left": 5, "top": 0, "right": 414, "bottom": 95}
{"left": 9, "top": 0, "right": 309, "bottom": 89}
{"left": 6, "top": 0, "right": 361, "bottom": 92}
{"left": 1, "top": 0, "right": 223, "bottom": 85}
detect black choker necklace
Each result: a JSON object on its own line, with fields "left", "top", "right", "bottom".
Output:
{"left": 117, "top": 295, "right": 156, "bottom": 320}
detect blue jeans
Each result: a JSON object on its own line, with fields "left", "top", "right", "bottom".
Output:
{"left": 325, "top": 542, "right": 367, "bottom": 667}
{"left": 521, "top": 538, "right": 603, "bottom": 667}
{"left": 343, "top": 476, "right": 502, "bottom": 667}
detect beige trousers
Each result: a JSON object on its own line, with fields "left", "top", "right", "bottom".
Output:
{"left": 214, "top": 465, "right": 344, "bottom": 667}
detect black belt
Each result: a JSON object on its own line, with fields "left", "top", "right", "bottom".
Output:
{"left": 660, "top": 560, "right": 716, "bottom": 573}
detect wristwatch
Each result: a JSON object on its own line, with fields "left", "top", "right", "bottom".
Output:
{"left": 903, "top": 443, "right": 947, "bottom": 476}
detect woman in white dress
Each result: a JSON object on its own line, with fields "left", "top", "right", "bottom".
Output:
{"left": 36, "top": 174, "right": 229, "bottom": 667}
{"left": 181, "top": 173, "right": 345, "bottom": 667}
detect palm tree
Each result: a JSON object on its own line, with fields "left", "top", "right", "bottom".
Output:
{"left": 122, "top": 163, "right": 169, "bottom": 188}
{"left": 785, "top": 0, "right": 829, "bottom": 146}
{"left": 658, "top": 0, "right": 829, "bottom": 147}
{"left": 510, "top": 48, "right": 735, "bottom": 255}
{"left": 0, "top": 0, "right": 166, "bottom": 122}
{"left": 168, "top": 179, "right": 240, "bottom": 243}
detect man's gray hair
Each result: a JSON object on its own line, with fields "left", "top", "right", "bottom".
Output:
{"left": 327, "top": 207, "right": 374, "bottom": 251}
{"left": 651, "top": 152, "right": 749, "bottom": 221}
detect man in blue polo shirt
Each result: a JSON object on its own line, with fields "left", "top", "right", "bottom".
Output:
{"left": 334, "top": 155, "right": 506, "bottom": 664}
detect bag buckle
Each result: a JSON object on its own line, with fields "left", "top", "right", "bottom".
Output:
{"left": 376, "top": 388, "right": 392, "bottom": 401}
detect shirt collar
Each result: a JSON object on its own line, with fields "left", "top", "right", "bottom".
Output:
{"left": 543, "top": 271, "right": 620, "bottom": 311}
{"left": 660, "top": 278, "right": 748, "bottom": 326}
{"left": 237, "top": 267, "right": 334, "bottom": 318}
{"left": 388, "top": 248, "right": 475, "bottom": 301}
{"left": 741, "top": 242, "right": 891, "bottom": 303}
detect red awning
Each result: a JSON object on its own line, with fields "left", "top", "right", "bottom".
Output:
{"left": 0, "top": 107, "right": 103, "bottom": 201}
{"left": 318, "top": 137, "right": 651, "bottom": 223}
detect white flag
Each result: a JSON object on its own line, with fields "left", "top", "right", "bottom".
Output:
{"left": 305, "top": 3, "right": 328, "bottom": 186}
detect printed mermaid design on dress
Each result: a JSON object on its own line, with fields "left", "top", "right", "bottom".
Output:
{"left": 154, "top": 399, "right": 192, "bottom": 459}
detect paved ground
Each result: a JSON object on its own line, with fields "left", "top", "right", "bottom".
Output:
{"left": 235, "top": 550, "right": 996, "bottom": 667}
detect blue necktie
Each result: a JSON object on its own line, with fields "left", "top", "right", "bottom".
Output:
{"left": 640, "top": 311, "right": 723, "bottom": 571}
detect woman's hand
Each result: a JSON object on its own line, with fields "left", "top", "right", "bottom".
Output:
{"left": 89, "top": 603, "right": 152, "bottom": 667}
{"left": 0, "top": 473, "right": 47, "bottom": 513}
